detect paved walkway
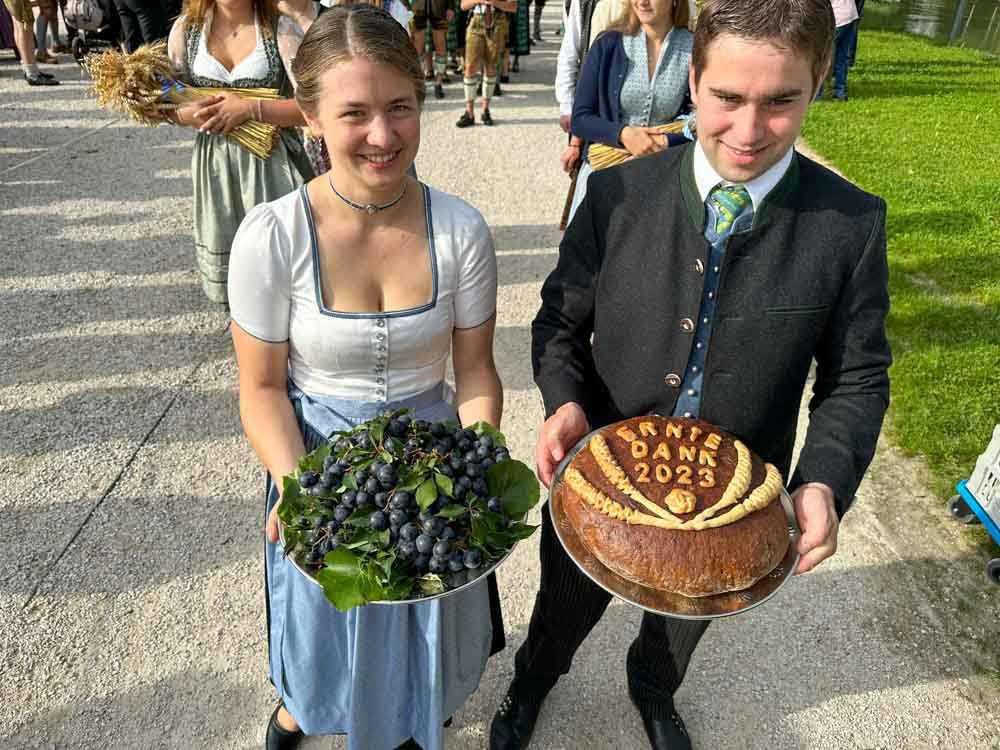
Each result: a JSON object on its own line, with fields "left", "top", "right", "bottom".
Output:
{"left": 2, "top": 10, "right": 999, "bottom": 749}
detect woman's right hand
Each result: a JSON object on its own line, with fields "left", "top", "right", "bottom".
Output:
{"left": 620, "top": 126, "right": 668, "bottom": 157}
{"left": 266, "top": 498, "right": 282, "bottom": 544}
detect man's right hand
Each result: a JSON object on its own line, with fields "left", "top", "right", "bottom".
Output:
{"left": 559, "top": 144, "right": 581, "bottom": 173}
{"left": 620, "top": 126, "right": 668, "bottom": 157}
{"left": 535, "top": 402, "right": 590, "bottom": 488}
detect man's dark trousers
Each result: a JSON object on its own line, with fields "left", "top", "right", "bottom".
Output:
{"left": 114, "top": 0, "right": 167, "bottom": 53}
{"left": 514, "top": 504, "right": 709, "bottom": 714}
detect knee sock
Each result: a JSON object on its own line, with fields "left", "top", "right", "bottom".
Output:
{"left": 434, "top": 55, "right": 447, "bottom": 78}
{"left": 482, "top": 76, "right": 496, "bottom": 101}
{"left": 463, "top": 77, "right": 480, "bottom": 103}
{"left": 35, "top": 13, "right": 48, "bottom": 52}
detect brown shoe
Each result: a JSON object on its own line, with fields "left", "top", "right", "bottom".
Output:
{"left": 36, "top": 50, "right": 60, "bottom": 64}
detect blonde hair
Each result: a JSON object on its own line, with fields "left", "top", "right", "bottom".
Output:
{"left": 292, "top": 5, "right": 426, "bottom": 116}
{"left": 609, "top": 0, "right": 691, "bottom": 36}
{"left": 181, "top": 0, "right": 278, "bottom": 34}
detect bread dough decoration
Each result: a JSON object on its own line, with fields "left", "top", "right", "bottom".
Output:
{"left": 558, "top": 416, "right": 790, "bottom": 596}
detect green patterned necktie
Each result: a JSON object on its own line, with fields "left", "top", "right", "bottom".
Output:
{"left": 708, "top": 184, "right": 752, "bottom": 235}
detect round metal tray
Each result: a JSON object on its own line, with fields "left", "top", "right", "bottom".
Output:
{"left": 280, "top": 523, "right": 515, "bottom": 605}
{"left": 549, "top": 429, "right": 801, "bottom": 620}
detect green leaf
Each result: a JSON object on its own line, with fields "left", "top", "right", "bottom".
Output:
{"left": 370, "top": 421, "right": 385, "bottom": 445}
{"left": 380, "top": 450, "right": 395, "bottom": 464}
{"left": 397, "top": 467, "right": 426, "bottom": 492}
{"left": 342, "top": 473, "right": 358, "bottom": 490}
{"left": 281, "top": 476, "right": 302, "bottom": 502}
{"left": 416, "top": 478, "right": 438, "bottom": 511}
{"left": 437, "top": 504, "right": 468, "bottom": 520}
{"left": 434, "top": 472, "right": 454, "bottom": 497}
{"left": 468, "top": 421, "right": 507, "bottom": 448}
{"left": 487, "top": 460, "right": 540, "bottom": 518}
{"left": 298, "top": 443, "right": 330, "bottom": 473}
{"left": 315, "top": 548, "right": 366, "bottom": 611}
{"left": 417, "top": 574, "right": 446, "bottom": 595}
{"left": 385, "top": 436, "right": 403, "bottom": 455}
{"left": 344, "top": 508, "right": 373, "bottom": 527}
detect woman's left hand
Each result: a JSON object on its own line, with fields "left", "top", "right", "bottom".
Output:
{"left": 194, "top": 91, "right": 254, "bottom": 135}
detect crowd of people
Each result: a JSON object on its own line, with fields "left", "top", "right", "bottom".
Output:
{"left": 6, "top": 1, "right": 881, "bottom": 749}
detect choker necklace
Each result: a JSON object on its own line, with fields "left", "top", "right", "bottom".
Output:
{"left": 328, "top": 176, "right": 406, "bottom": 216}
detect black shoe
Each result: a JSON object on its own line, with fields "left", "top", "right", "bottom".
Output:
{"left": 434, "top": 82, "right": 444, "bottom": 99}
{"left": 265, "top": 702, "right": 303, "bottom": 750}
{"left": 38, "top": 70, "right": 56, "bottom": 79}
{"left": 633, "top": 698, "right": 691, "bottom": 750}
{"left": 500, "top": 74, "right": 510, "bottom": 84}
{"left": 456, "top": 111, "right": 475, "bottom": 128}
{"left": 424, "top": 70, "right": 434, "bottom": 81}
{"left": 493, "top": 81, "right": 503, "bottom": 97}
{"left": 511, "top": 59, "right": 520, "bottom": 73}
{"left": 481, "top": 109, "right": 493, "bottom": 126}
{"left": 489, "top": 680, "right": 549, "bottom": 750}
{"left": 25, "top": 73, "right": 59, "bottom": 86}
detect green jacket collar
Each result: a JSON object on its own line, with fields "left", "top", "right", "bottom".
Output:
{"left": 680, "top": 145, "right": 802, "bottom": 233}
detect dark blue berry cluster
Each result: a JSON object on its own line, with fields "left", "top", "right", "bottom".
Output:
{"left": 286, "top": 410, "right": 518, "bottom": 596}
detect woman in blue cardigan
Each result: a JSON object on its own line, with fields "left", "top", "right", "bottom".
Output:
{"left": 568, "top": 0, "right": 693, "bottom": 222}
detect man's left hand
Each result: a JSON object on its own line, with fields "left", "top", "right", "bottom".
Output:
{"left": 792, "top": 482, "right": 839, "bottom": 574}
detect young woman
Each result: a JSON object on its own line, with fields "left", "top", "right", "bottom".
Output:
{"left": 227, "top": 6, "right": 504, "bottom": 749}
{"left": 567, "top": 0, "right": 692, "bottom": 221}
{"left": 167, "top": 0, "right": 315, "bottom": 305}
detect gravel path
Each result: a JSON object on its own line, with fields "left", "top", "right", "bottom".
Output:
{"left": 2, "top": 12, "right": 999, "bottom": 749}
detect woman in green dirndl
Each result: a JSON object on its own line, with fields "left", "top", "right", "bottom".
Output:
{"left": 167, "top": 0, "right": 315, "bottom": 306}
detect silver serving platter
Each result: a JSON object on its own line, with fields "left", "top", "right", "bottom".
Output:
{"left": 280, "top": 522, "right": 515, "bottom": 605}
{"left": 549, "top": 429, "right": 801, "bottom": 620}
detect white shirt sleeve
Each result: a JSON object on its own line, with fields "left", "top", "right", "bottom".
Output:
{"left": 453, "top": 212, "right": 498, "bottom": 329}
{"left": 554, "top": 0, "right": 583, "bottom": 117}
{"left": 228, "top": 204, "right": 293, "bottom": 343}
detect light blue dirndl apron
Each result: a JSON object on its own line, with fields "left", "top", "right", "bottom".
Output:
{"left": 265, "top": 381, "right": 495, "bottom": 748}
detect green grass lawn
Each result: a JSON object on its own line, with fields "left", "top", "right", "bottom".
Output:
{"left": 801, "top": 30, "right": 1000, "bottom": 497}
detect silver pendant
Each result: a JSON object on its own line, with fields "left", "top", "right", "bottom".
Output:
{"left": 365, "top": 204, "right": 377, "bottom": 216}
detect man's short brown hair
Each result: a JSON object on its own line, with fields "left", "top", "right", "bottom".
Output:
{"left": 692, "top": 0, "right": 835, "bottom": 87}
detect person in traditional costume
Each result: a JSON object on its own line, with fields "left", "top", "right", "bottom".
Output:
{"left": 227, "top": 6, "right": 505, "bottom": 749}
{"left": 166, "top": 0, "right": 315, "bottom": 305}
{"left": 456, "top": 0, "right": 517, "bottom": 127}
{"left": 411, "top": 0, "right": 455, "bottom": 98}
{"left": 564, "top": 0, "right": 693, "bottom": 222}
{"left": 490, "top": 1, "right": 890, "bottom": 749}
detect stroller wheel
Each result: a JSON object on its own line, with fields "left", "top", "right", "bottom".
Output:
{"left": 947, "top": 494, "right": 979, "bottom": 525}
{"left": 71, "top": 37, "right": 86, "bottom": 65}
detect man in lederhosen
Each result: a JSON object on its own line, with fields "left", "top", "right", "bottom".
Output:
{"left": 456, "top": 0, "right": 517, "bottom": 127}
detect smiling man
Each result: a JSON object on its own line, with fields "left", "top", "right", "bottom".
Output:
{"left": 489, "top": 1, "right": 892, "bottom": 749}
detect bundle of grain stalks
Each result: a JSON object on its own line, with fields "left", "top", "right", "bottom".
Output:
{"left": 588, "top": 120, "right": 688, "bottom": 171}
{"left": 85, "top": 41, "right": 282, "bottom": 160}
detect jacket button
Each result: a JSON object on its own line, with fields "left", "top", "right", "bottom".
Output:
{"left": 680, "top": 318, "right": 695, "bottom": 333}
{"left": 695, "top": 259, "right": 704, "bottom": 275}
{"left": 664, "top": 373, "right": 682, "bottom": 387}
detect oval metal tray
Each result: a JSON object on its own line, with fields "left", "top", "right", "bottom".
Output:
{"left": 280, "top": 523, "right": 515, "bottom": 605}
{"left": 549, "top": 428, "right": 801, "bottom": 620}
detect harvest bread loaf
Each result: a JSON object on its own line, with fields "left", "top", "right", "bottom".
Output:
{"left": 559, "top": 416, "right": 789, "bottom": 597}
